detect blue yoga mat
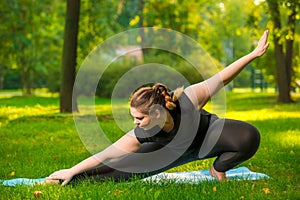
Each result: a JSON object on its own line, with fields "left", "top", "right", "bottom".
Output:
{"left": 1, "top": 178, "right": 46, "bottom": 187}
{"left": 143, "top": 167, "right": 270, "bottom": 183}
{"left": 1, "top": 167, "right": 269, "bottom": 186}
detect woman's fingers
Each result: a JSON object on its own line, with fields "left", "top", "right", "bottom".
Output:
{"left": 46, "top": 176, "right": 59, "bottom": 180}
{"left": 259, "top": 30, "right": 268, "bottom": 46}
{"left": 46, "top": 169, "right": 73, "bottom": 186}
{"left": 262, "top": 30, "right": 268, "bottom": 41}
{"left": 61, "top": 179, "right": 71, "bottom": 186}
{"left": 46, "top": 176, "right": 69, "bottom": 186}
{"left": 43, "top": 179, "right": 60, "bottom": 185}
{"left": 254, "top": 30, "right": 270, "bottom": 57}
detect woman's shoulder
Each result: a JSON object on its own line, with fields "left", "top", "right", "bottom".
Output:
{"left": 176, "top": 91, "right": 197, "bottom": 112}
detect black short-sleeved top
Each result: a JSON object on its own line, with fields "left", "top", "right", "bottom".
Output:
{"left": 134, "top": 92, "right": 212, "bottom": 152}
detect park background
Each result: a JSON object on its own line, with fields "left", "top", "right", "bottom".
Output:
{"left": 0, "top": 0, "right": 299, "bottom": 199}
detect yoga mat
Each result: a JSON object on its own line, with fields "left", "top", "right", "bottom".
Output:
{"left": 1, "top": 167, "right": 269, "bottom": 186}
{"left": 143, "top": 167, "right": 270, "bottom": 183}
{"left": 1, "top": 178, "right": 46, "bottom": 187}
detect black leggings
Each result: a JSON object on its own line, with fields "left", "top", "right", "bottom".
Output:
{"left": 70, "top": 119, "right": 260, "bottom": 184}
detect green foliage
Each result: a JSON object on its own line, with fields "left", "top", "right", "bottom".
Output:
{"left": 116, "top": 0, "right": 139, "bottom": 28}
{"left": 93, "top": 51, "right": 205, "bottom": 98}
{"left": 0, "top": 0, "right": 299, "bottom": 95}
{"left": 0, "top": 0, "right": 65, "bottom": 94}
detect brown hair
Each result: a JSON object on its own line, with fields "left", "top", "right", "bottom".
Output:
{"left": 130, "top": 83, "right": 184, "bottom": 114}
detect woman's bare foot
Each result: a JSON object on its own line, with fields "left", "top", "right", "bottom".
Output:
{"left": 209, "top": 166, "right": 227, "bottom": 181}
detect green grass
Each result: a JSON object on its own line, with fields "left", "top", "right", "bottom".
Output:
{"left": 0, "top": 91, "right": 299, "bottom": 200}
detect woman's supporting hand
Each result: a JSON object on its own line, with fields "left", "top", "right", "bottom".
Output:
{"left": 46, "top": 168, "right": 75, "bottom": 186}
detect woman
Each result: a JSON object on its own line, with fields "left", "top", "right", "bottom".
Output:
{"left": 47, "top": 30, "right": 269, "bottom": 185}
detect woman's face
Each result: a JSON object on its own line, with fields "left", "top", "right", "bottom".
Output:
{"left": 130, "top": 107, "right": 157, "bottom": 130}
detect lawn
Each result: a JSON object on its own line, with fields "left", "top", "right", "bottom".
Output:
{"left": 0, "top": 91, "right": 299, "bottom": 200}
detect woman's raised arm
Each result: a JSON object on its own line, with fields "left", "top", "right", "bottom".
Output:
{"left": 185, "top": 30, "right": 269, "bottom": 109}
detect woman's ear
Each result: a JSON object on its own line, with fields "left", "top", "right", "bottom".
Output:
{"left": 153, "top": 109, "right": 161, "bottom": 119}
{"left": 149, "top": 104, "right": 165, "bottom": 119}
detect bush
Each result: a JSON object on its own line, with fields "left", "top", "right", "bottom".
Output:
{"left": 94, "top": 51, "right": 205, "bottom": 98}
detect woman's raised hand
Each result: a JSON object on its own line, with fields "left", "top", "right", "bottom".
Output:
{"left": 252, "top": 30, "right": 270, "bottom": 57}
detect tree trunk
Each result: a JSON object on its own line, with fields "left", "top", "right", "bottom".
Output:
{"left": 60, "top": 0, "right": 80, "bottom": 113}
{"left": 274, "top": 41, "right": 291, "bottom": 102}
{"left": 0, "top": 64, "right": 4, "bottom": 90}
{"left": 20, "top": 55, "right": 32, "bottom": 96}
{"left": 285, "top": 1, "right": 297, "bottom": 94}
{"left": 267, "top": 0, "right": 293, "bottom": 103}
{"left": 22, "top": 65, "right": 32, "bottom": 96}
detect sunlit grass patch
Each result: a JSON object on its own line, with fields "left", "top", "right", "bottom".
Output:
{"left": 0, "top": 105, "right": 59, "bottom": 123}
{"left": 226, "top": 108, "right": 300, "bottom": 121}
{"left": 272, "top": 130, "right": 300, "bottom": 147}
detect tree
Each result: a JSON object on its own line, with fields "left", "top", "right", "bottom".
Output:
{"left": 266, "top": 0, "right": 300, "bottom": 103}
{"left": 0, "top": 0, "right": 65, "bottom": 94}
{"left": 60, "top": 0, "right": 80, "bottom": 112}
{"left": 2, "top": 0, "right": 37, "bottom": 95}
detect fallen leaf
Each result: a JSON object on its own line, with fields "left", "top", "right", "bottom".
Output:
{"left": 34, "top": 191, "right": 42, "bottom": 198}
{"left": 114, "top": 189, "right": 123, "bottom": 196}
{"left": 51, "top": 155, "right": 58, "bottom": 160}
{"left": 9, "top": 171, "right": 15, "bottom": 176}
{"left": 262, "top": 188, "right": 270, "bottom": 194}
{"left": 213, "top": 186, "right": 217, "bottom": 192}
